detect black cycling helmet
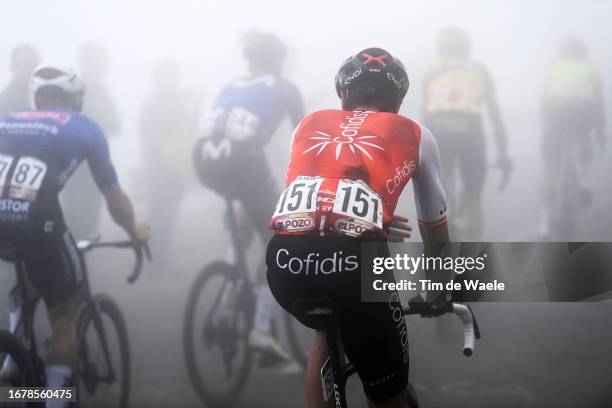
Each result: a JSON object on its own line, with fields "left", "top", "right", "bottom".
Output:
{"left": 335, "top": 47, "right": 409, "bottom": 108}
{"left": 437, "top": 26, "right": 471, "bottom": 59}
{"left": 240, "top": 29, "right": 286, "bottom": 75}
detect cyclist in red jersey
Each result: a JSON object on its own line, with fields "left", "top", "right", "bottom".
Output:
{"left": 266, "top": 48, "right": 449, "bottom": 408}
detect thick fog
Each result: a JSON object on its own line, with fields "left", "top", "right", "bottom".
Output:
{"left": 3, "top": 0, "right": 611, "bottom": 240}
{"left": 1, "top": 0, "right": 612, "bottom": 407}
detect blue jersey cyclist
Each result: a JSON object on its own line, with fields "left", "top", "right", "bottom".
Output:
{"left": 0, "top": 64, "right": 148, "bottom": 407}
{"left": 194, "top": 30, "right": 305, "bottom": 362}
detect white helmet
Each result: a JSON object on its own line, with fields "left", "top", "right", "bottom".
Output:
{"left": 29, "top": 63, "right": 85, "bottom": 108}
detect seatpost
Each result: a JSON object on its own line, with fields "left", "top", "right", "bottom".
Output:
{"left": 325, "top": 319, "right": 349, "bottom": 408}
{"left": 225, "top": 198, "right": 246, "bottom": 270}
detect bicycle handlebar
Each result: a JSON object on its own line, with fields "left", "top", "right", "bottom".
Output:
{"left": 403, "top": 302, "right": 481, "bottom": 357}
{"left": 77, "top": 236, "right": 152, "bottom": 284}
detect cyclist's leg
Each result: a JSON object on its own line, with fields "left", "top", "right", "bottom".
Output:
{"left": 0, "top": 235, "right": 22, "bottom": 376}
{"left": 45, "top": 295, "right": 79, "bottom": 379}
{"left": 339, "top": 297, "right": 412, "bottom": 408}
{"left": 457, "top": 130, "right": 486, "bottom": 240}
{"left": 305, "top": 331, "right": 334, "bottom": 408}
{"left": 540, "top": 117, "right": 564, "bottom": 235}
{"left": 304, "top": 331, "right": 412, "bottom": 408}
{"left": 23, "top": 228, "right": 82, "bottom": 393}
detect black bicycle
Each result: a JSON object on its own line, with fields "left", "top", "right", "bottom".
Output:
{"left": 291, "top": 296, "right": 481, "bottom": 408}
{"left": 0, "top": 237, "right": 149, "bottom": 408}
{"left": 183, "top": 198, "right": 310, "bottom": 407}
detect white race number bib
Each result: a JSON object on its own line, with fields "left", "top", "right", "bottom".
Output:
{"left": 273, "top": 176, "right": 324, "bottom": 217}
{"left": 332, "top": 179, "right": 383, "bottom": 228}
{"left": 7, "top": 156, "right": 48, "bottom": 201}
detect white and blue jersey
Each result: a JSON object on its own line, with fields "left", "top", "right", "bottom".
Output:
{"left": 0, "top": 109, "right": 118, "bottom": 231}
{"left": 199, "top": 74, "right": 304, "bottom": 155}
{"left": 194, "top": 73, "right": 304, "bottom": 235}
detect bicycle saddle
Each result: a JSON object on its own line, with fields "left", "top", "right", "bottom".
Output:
{"left": 291, "top": 297, "right": 337, "bottom": 330}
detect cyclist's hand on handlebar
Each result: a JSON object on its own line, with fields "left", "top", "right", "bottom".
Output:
{"left": 408, "top": 293, "right": 452, "bottom": 318}
{"left": 132, "top": 219, "right": 150, "bottom": 242}
{"left": 387, "top": 215, "right": 412, "bottom": 242}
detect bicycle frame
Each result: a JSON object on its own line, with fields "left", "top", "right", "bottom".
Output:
{"left": 77, "top": 258, "right": 118, "bottom": 384}
{"left": 225, "top": 197, "right": 248, "bottom": 273}
{"left": 76, "top": 238, "right": 149, "bottom": 384}
{"left": 2, "top": 237, "right": 145, "bottom": 387}
{"left": 3, "top": 251, "right": 115, "bottom": 386}
{"left": 201, "top": 198, "right": 252, "bottom": 340}
{"left": 320, "top": 314, "right": 356, "bottom": 408}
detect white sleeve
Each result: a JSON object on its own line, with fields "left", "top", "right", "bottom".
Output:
{"left": 412, "top": 125, "right": 448, "bottom": 226}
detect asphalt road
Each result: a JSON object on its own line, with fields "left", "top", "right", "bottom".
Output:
{"left": 99, "top": 264, "right": 612, "bottom": 408}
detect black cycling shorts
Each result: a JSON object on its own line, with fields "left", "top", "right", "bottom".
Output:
{"left": 266, "top": 234, "right": 409, "bottom": 403}
{"left": 0, "top": 226, "right": 82, "bottom": 309}
{"left": 193, "top": 147, "right": 278, "bottom": 241}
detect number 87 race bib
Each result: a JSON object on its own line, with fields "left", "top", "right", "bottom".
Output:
{"left": 0, "top": 154, "right": 48, "bottom": 201}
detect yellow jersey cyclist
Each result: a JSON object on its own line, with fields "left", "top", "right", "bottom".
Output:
{"left": 0, "top": 64, "right": 148, "bottom": 408}
{"left": 422, "top": 26, "right": 511, "bottom": 240}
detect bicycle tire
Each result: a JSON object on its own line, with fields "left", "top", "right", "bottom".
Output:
{"left": 0, "top": 330, "right": 39, "bottom": 386}
{"left": 76, "top": 294, "right": 130, "bottom": 408}
{"left": 183, "top": 261, "right": 254, "bottom": 408}
{"left": 0, "top": 330, "right": 43, "bottom": 408}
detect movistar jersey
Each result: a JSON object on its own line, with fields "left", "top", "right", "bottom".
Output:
{"left": 0, "top": 110, "right": 118, "bottom": 231}
{"left": 198, "top": 74, "right": 303, "bottom": 155}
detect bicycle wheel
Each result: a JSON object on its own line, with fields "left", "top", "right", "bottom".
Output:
{"left": 76, "top": 294, "right": 130, "bottom": 408}
{"left": 183, "top": 261, "right": 255, "bottom": 407}
{"left": 0, "top": 330, "right": 41, "bottom": 407}
{"left": 283, "top": 310, "right": 312, "bottom": 368}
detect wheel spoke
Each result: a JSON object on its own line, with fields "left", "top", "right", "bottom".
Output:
{"left": 184, "top": 264, "right": 254, "bottom": 406}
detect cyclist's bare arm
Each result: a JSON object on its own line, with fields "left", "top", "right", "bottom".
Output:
{"left": 482, "top": 66, "right": 509, "bottom": 159}
{"left": 86, "top": 124, "right": 149, "bottom": 242}
{"left": 101, "top": 186, "right": 148, "bottom": 240}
